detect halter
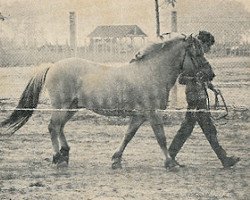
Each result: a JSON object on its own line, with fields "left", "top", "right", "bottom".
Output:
{"left": 179, "top": 36, "right": 201, "bottom": 72}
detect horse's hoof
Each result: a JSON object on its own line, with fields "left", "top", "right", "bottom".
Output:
{"left": 52, "top": 153, "right": 61, "bottom": 164}
{"left": 52, "top": 152, "right": 69, "bottom": 168}
{"left": 57, "top": 161, "right": 68, "bottom": 169}
{"left": 165, "top": 159, "right": 178, "bottom": 170}
{"left": 111, "top": 161, "right": 122, "bottom": 170}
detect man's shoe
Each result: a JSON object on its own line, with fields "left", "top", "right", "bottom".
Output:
{"left": 222, "top": 156, "right": 240, "bottom": 168}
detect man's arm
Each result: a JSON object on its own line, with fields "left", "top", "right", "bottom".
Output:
{"left": 178, "top": 70, "right": 211, "bottom": 85}
{"left": 178, "top": 73, "right": 195, "bottom": 85}
{"left": 197, "top": 56, "right": 216, "bottom": 81}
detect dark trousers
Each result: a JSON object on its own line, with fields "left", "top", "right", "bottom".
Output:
{"left": 169, "top": 98, "right": 227, "bottom": 161}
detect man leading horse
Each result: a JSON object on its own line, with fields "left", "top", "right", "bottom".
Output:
{"left": 169, "top": 31, "right": 240, "bottom": 168}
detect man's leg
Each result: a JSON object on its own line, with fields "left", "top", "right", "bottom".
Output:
{"left": 169, "top": 102, "right": 196, "bottom": 160}
{"left": 196, "top": 100, "right": 240, "bottom": 168}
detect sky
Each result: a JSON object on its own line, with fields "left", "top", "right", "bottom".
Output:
{"left": 236, "top": 0, "right": 250, "bottom": 10}
{"left": 0, "top": 0, "right": 249, "bottom": 45}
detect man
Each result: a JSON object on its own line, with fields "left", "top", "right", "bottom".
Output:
{"left": 169, "top": 31, "right": 240, "bottom": 168}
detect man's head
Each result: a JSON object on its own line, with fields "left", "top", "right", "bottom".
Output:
{"left": 197, "top": 31, "right": 215, "bottom": 53}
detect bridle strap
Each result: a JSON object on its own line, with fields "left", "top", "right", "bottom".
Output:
{"left": 179, "top": 49, "right": 187, "bottom": 72}
{"left": 180, "top": 37, "right": 201, "bottom": 72}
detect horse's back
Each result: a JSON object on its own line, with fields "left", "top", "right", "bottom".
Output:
{"left": 44, "top": 58, "right": 128, "bottom": 108}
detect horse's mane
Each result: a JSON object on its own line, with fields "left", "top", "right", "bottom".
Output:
{"left": 130, "top": 36, "right": 185, "bottom": 63}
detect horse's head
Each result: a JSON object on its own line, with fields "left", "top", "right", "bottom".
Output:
{"left": 129, "top": 34, "right": 213, "bottom": 79}
{"left": 130, "top": 35, "right": 195, "bottom": 64}
{"left": 180, "top": 34, "right": 215, "bottom": 81}
{"left": 184, "top": 34, "right": 204, "bottom": 56}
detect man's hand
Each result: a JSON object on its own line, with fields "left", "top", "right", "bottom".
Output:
{"left": 195, "top": 71, "right": 208, "bottom": 82}
{"left": 212, "top": 88, "right": 220, "bottom": 95}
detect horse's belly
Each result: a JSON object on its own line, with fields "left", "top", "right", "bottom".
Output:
{"left": 90, "top": 109, "right": 138, "bottom": 117}
{"left": 77, "top": 93, "right": 138, "bottom": 115}
{"left": 77, "top": 90, "right": 167, "bottom": 117}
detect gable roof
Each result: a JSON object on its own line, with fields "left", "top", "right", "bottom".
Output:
{"left": 88, "top": 25, "right": 147, "bottom": 38}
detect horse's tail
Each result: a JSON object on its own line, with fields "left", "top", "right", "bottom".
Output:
{"left": 1, "top": 66, "right": 50, "bottom": 134}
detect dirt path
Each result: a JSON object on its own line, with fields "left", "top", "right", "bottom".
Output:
{"left": 0, "top": 113, "right": 249, "bottom": 200}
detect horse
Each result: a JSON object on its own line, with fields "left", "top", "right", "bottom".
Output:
{"left": 1, "top": 35, "right": 203, "bottom": 170}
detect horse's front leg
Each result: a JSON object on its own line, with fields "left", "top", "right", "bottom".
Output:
{"left": 112, "top": 115, "right": 146, "bottom": 169}
{"left": 148, "top": 112, "right": 177, "bottom": 170}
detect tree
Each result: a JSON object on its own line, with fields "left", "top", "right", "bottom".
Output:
{"left": 155, "top": 0, "right": 160, "bottom": 37}
{"left": 155, "top": 0, "right": 176, "bottom": 37}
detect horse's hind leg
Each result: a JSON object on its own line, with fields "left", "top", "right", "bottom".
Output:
{"left": 48, "top": 109, "right": 77, "bottom": 167}
{"left": 148, "top": 112, "right": 177, "bottom": 170}
{"left": 112, "top": 115, "right": 146, "bottom": 169}
{"left": 48, "top": 111, "right": 64, "bottom": 164}
{"left": 59, "top": 99, "right": 78, "bottom": 151}
{"left": 58, "top": 110, "right": 77, "bottom": 165}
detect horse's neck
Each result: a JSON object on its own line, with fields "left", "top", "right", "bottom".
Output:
{"left": 148, "top": 47, "right": 183, "bottom": 82}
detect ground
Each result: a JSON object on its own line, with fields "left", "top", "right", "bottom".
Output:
{"left": 0, "top": 57, "right": 249, "bottom": 199}
{"left": 0, "top": 118, "right": 249, "bottom": 200}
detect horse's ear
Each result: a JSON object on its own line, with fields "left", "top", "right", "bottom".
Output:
{"left": 185, "top": 34, "right": 194, "bottom": 45}
{"left": 181, "top": 33, "right": 187, "bottom": 40}
{"left": 186, "top": 34, "right": 193, "bottom": 40}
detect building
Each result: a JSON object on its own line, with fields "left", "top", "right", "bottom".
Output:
{"left": 88, "top": 25, "right": 147, "bottom": 53}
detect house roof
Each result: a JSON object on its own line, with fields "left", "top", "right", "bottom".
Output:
{"left": 88, "top": 25, "right": 147, "bottom": 38}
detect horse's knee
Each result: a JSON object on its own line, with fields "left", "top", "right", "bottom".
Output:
{"left": 48, "top": 122, "right": 60, "bottom": 139}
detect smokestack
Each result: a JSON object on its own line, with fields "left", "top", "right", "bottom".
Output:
{"left": 69, "top": 11, "right": 77, "bottom": 56}
{"left": 171, "top": 11, "right": 177, "bottom": 32}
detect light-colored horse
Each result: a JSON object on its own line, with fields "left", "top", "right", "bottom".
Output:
{"left": 1, "top": 35, "right": 201, "bottom": 169}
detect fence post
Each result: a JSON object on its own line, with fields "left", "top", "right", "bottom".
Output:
{"left": 69, "top": 11, "right": 77, "bottom": 57}
{"left": 171, "top": 10, "right": 178, "bottom": 107}
{"left": 155, "top": 0, "right": 160, "bottom": 37}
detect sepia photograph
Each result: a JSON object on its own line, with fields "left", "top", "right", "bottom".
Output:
{"left": 0, "top": 0, "right": 249, "bottom": 199}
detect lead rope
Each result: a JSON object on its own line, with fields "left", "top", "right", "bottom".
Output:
{"left": 213, "top": 89, "right": 229, "bottom": 120}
